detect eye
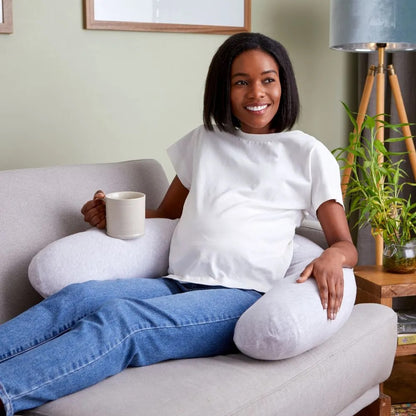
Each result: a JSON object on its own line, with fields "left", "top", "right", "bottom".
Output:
{"left": 234, "top": 80, "right": 248, "bottom": 86}
{"left": 264, "top": 77, "right": 276, "bottom": 84}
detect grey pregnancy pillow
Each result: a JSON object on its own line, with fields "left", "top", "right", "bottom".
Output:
{"left": 233, "top": 235, "right": 356, "bottom": 360}
{"left": 28, "top": 218, "right": 178, "bottom": 298}
{"left": 29, "top": 220, "right": 356, "bottom": 362}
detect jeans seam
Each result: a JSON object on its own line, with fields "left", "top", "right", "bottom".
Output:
{"left": 0, "top": 316, "right": 87, "bottom": 364}
{"left": 0, "top": 329, "right": 72, "bottom": 365}
{"left": 11, "top": 314, "right": 241, "bottom": 401}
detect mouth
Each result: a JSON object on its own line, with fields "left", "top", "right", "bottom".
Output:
{"left": 245, "top": 104, "right": 269, "bottom": 113}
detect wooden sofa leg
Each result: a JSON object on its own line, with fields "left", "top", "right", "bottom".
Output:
{"left": 354, "top": 393, "right": 391, "bottom": 416}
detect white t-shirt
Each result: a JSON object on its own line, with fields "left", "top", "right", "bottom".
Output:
{"left": 166, "top": 126, "right": 343, "bottom": 293}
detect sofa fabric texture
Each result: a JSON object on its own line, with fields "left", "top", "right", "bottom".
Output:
{"left": 0, "top": 159, "right": 397, "bottom": 416}
{"left": 0, "top": 160, "right": 168, "bottom": 323}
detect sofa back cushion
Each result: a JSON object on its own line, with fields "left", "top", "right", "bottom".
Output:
{"left": 0, "top": 159, "right": 169, "bottom": 323}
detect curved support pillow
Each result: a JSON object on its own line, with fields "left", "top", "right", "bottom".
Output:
{"left": 233, "top": 235, "right": 357, "bottom": 360}
{"left": 29, "top": 223, "right": 356, "bottom": 361}
{"left": 28, "top": 218, "right": 178, "bottom": 298}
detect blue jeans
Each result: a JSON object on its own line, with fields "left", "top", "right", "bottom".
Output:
{"left": 0, "top": 278, "right": 261, "bottom": 415}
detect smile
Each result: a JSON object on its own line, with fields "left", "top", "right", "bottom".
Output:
{"left": 245, "top": 104, "right": 269, "bottom": 112}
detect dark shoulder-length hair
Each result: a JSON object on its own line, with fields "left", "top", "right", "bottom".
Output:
{"left": 203, "top": 32, "right": 300, "bottom": 134}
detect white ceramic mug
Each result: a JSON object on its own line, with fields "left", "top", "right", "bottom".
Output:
{"left": 105, "top": 191, "right": 146, "bottom": 239}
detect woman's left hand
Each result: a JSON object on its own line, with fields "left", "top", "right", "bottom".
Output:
{"left": 296, "top": 200, "right": 358, "bottom": 320}
{"left": 297, "top": 247, "right": 345, "bottom": 320}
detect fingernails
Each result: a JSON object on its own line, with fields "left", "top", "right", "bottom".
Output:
{"left": 323, "top": 303, "right": 328, "bottom": 310}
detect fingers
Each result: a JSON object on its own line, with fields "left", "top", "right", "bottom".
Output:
{"left": 94, "top": 190, "right": 105, "bottom": 200}
{"left": 88, "top": 209, "right": 106, "bottom": 229}
{"left": 298, "top": 262, "right": 344, "bottom": 320}
{"left": 317, "top": 273, "right": 344, "bottom": 320}
{"left": 296, "top": 263, "right": 313, "bottom": 283}
{"left": 329, "top": 277, "right": 344, "bottom": 320}
{"left": 81, "top": 190, "right": 106, "bottom": 228}
{"left": 82, "top": 201, "right": 106, "bottom": 228}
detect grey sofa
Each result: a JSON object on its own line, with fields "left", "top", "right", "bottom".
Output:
{"left": 0, "top": 159, "right": 397, "bottom": 416}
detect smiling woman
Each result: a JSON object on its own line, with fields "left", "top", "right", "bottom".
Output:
{"left": 203, "top": 32, "right": 300, "bottom": 134}
{"left": 0, "top": 33, "right": 358, "bottom": 416}
{"left": 230, "top": 49, "right": 282, "bottom": 134}
{"left": 0, "top": 0, "right": 12, "bottom": 34}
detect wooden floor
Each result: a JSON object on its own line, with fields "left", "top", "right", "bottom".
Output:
{"left": 384, "top": 355, "right": 416, "bottom": 404}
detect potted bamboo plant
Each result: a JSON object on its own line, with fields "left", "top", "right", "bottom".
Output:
{"left": 334, "top": 104, "right": 416, "bottom": 273}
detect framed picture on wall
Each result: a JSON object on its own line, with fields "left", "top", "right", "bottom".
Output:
{"left": 0, "top": 0, "right": 12, "bottom": 34}
{"left": 84, "top": 0, "right": 250, "bottom": 34}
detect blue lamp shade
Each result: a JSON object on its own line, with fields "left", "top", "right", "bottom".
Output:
{"left": 330, "top": 0, "right": 416, "bottom": 52}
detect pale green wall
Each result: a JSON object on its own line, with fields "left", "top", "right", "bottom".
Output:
{"left": 0, "top": 0, "right": 354, "bottom": 178}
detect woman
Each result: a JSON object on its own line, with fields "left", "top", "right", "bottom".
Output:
{"left": 0, "top": 32, "right": 357, "bottom": 415}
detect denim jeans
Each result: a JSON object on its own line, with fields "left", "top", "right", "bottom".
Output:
{"left": 0, "top": 278, "right": 261, "bottom": 415}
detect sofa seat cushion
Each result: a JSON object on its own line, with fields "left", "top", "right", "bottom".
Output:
{"left": 19, "top": 303, "right": 397, "bottom": 416}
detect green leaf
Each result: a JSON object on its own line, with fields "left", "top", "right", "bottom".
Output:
{"left": 336, "top": 103, "right": 416, "bottom": 245}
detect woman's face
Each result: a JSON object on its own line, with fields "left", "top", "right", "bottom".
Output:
{"left": 230, "top": 49, "right": 281, "bottom": 134}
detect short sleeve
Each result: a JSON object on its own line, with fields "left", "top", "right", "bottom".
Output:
{"left": 308, "top": 142, "right": 343, "bottom": 217}
{"left": 167, "top": 128, "right": 199, "bottom": 189}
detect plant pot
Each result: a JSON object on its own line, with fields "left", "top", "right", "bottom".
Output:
{"left": 383, "top": 242, "right": 416, "bottom": 274}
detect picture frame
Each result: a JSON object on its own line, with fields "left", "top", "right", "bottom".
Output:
{"left": 0, "top": 0, "right": 12, "bottom": 34}
{"left": 83, "top": 0, "right": 250, "bottom": 34}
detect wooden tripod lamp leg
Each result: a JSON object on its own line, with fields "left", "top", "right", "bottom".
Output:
{"left": 341, "top": 66, "right": 375, "bottom": 198}
{"left": 374, "top": 47, "right": 386, "bottom": 266}
{"left": 388, "top": 64, "right": 416, "bottom": 181}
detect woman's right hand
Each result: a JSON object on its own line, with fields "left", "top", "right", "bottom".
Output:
{"left": 81, "top": 190, "right": 106, "bottom": 229}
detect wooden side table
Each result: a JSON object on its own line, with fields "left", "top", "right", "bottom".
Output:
{"left": 354, "top": 265, "right": 416, "bottom": 357}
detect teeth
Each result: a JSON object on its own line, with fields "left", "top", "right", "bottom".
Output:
{"left": 246, "top": 105, "right": 268, "bottom": 111}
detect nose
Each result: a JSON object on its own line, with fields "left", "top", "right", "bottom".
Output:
{"left": 248, "top": 81, "right": 265, "bottom": 98}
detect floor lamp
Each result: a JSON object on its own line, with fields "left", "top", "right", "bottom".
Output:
{"left": 330, "top": 0, "right": 416, "bottom": 266}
